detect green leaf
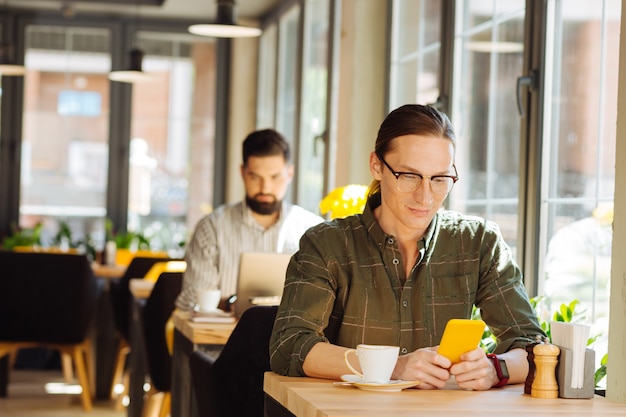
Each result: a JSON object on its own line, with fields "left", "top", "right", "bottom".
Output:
{"left": 1, "top": 223, "right": 43, "bottom": 250}
{"left": 595, "top": 354, "right": 608, "bottom": 388}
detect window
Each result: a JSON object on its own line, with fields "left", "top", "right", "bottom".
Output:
{"left": 275, "top": 5, "right": 301, "bottom": 156}
{"left": 296, "top": 0, "right": 331, "bottom": 211}
{"left": 20, "top": 25, "right": 111, "bottom": 247}
{"left": 57, "top": 90, "right": 102, "bottom": 116}
{"left": 389, "top": 0, "right": 443, "bottom": 109}
{"left": 538, "top": 0, "right": 619, "bottom": 369}
{"left": 449, "top": 1, "right": 525, "bottom": 253}
{"left": 389, "top": 0, "right": 620, "bottom": 381}
{"left": 257, "top": 24, "right": 278, "bottom": 129}
{"left": 257, "top": 0, "right": 337, "bottom": 212}
{"left": 4, "top": 15, "right": 219, "bottom": 258}
{"left": 129, "top": 32, "right": 217, "bottom": 254}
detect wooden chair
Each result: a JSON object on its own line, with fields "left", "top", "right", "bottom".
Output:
{"left": 0, "top": 251, "right": 98, "bottom": 411}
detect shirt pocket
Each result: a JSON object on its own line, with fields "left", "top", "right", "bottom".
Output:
{"left": 427, "top": 255, "right": 480, "bottom": 315}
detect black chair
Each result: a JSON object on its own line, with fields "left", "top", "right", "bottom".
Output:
{"left": 189, "top": 305, "right": 278, "bottom": 417}
{"left": 0, "top": 251, "right": 98, "bottom": 411}
{"left": 109, "top": 256, "right": 172, "bottom": 342}
{"left": 108, "top": 256, "right": 171, "bottom": 398}
{"left": 189, "top": 350, "right": 220, "bottom": 417}
{"left": 141, "top": 271, "right": 183, "bottom": 417}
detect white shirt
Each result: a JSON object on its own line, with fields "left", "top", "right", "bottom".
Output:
{"left": 175, "top": 200, "right": 323, "bottom": 310}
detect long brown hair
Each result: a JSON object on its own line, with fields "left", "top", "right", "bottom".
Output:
{"left": 368, "top": 104, "right": 457, "bottom": 196}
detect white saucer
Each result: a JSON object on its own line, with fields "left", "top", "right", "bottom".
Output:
{"left": 193, "top": 308, "right": 230, "bottom": 316}
{"left": 197, "top": 308, "right": 221, "bottom": 313}
{"left": 340, "top": 374, "right": 420, "bottom": 392}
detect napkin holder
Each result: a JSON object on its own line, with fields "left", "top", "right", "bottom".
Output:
{"left": 555, "top": 346, "right": 595, "bottom": 399}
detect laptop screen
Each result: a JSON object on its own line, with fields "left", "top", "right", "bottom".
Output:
{"left": 233, "top": 252, "right": 292, "bottom": 317}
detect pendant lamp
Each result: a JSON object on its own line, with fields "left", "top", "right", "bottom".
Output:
{"left": 0, "top": 42, "right": 26, "bottom": 76}
{"left": 188, "top": 0, "right": 262, "bottom": 38}
{"left": 108, "top": 48, "right": 153, "bottom": 83}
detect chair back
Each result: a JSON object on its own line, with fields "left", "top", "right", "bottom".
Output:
{"left": 109, "top": 256, "right": 171, "bottom": 341}
{"left": 189, "top": 349, "right": 219, "bottom": 417}
{"left": 141, "top": 271, "right": 183, "bottom": 392}
{"left": 190, "top": 305, "right": 278, "bottom": 417}
{"left": 0, "top": 251, "right": 97, "bottom": 344}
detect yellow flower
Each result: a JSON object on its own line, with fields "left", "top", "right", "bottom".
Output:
{"left": 319, "top": 184, "right": 369, "bottom": 219}
{"left": 592, "top": 203, "right": 614, "bottom": 226}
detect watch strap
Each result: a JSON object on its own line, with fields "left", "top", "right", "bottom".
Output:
{"left": 487, "top": 353, "right": 509, "bottom": 388}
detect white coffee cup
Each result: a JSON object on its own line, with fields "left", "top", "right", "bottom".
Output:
{"left": 343, "top": 344, "right": 400, "bottom": 383}
{"left": 197, "top": 289, "right": 222, "bottom": 312}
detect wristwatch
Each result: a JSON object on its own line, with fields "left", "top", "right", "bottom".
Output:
{"left": 487, "top": 353, "right": 509, "bottom": 388}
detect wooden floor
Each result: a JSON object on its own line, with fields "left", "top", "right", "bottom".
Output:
{"left": 0, "top": 369, "right": 126, "bottom": 417}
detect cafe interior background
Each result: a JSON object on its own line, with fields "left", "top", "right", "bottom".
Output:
{"left": 0, "top": 0, "right": 625, "bottom": 402}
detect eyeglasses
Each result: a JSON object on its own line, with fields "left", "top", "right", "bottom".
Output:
{"left": 377, "top": 153, "right": 459, "bottom": 195}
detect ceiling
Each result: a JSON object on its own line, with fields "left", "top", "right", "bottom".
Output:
{"left": 3, "top": 0, "right": 283, "bottom": 21}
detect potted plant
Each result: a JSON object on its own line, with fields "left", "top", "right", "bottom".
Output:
{"left": 1, "top": 222, "right": 42, "bottom": 250}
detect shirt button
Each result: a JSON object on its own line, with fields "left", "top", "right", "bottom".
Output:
{"left": 392, "top": 258, "right": 399, "bottom": 265}
{"left": 401, "top": 348, "right": 408, "bottom": 354}
{"left": 402, "top": 300, "right": 408, "bottom": 307}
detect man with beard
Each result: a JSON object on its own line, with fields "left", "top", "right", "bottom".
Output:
{"left": 175, "top": 129, "right": 323, "bottom": 312}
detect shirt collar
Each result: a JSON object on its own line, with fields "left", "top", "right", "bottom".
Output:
{"left": 362, "top": 192, "right": 437, "bottom": 251}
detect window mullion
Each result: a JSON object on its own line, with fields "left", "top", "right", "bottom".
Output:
{"left": 518, "top": 0, "right": 548, "bottom": 297}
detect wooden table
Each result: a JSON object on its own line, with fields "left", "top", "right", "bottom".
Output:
{"left": 91, "top": 262, "right": 127, "bottom": 279}
{"left": 170, "top": 310, "right": 237, "bottom": 417}
{"left": 264, "top": 372, "right": 626, "bottom": 417}
{"left": 171, "top": 310, "right": 236, "bottom": 345}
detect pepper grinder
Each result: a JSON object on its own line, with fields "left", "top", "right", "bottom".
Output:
{"left": 531, "top": 343, "right": 560, "bottom": 398}
{"left": 524, "top": 341, "right": 540, "bottom": 394}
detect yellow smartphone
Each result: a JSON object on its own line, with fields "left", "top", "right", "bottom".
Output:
{"left": 436, "top": 319, "right": 486, "bottom": 364}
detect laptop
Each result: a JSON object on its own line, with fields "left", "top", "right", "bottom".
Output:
{"left": 233, "top": 252, "right": 292, "bottom": 317}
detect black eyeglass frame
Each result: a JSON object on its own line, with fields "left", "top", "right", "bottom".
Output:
{"left": 376, "top": 152, "right": 459, "bottom": 194}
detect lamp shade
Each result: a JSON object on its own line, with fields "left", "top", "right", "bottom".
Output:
{"left": 188, "top": 0, "right": 262, "bottom": 38}
{"left": 109, "top": 48, "right": 153, "bottom": 83}
{"left": 0, "top": 42, "right": 26, "bottom": 76}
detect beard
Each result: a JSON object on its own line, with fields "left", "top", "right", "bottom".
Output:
{"left": 246, "top": 194, "right": 282, "bottom": 215}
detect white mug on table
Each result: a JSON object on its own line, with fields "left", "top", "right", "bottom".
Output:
{"left": 343, "top": 344, "right": 399, "bottom": 383}
{"left": 197, "top": 289, "right": 222, "bottom": 312}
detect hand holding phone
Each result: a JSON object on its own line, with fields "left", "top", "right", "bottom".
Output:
{"left": 436, "top": 319, "right": 486, "bottom": 364}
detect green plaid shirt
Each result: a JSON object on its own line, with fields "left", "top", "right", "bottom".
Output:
{"left": 270, "top": 193, "right": 545, "bottom": 376}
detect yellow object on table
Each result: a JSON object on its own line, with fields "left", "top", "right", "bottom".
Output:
{"left": 143, "top": 261, "right": 187, "bottom": 282}
{"left": 115, "top": 249, "right": 169, "bottom": 266}
{"left": 13, "top": 246, "right": 79, "bottom": 254}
